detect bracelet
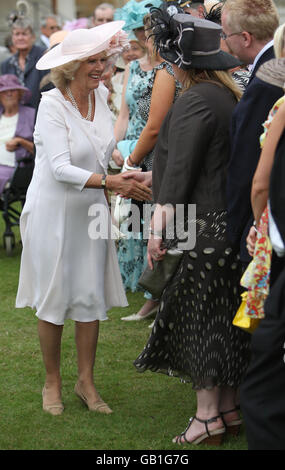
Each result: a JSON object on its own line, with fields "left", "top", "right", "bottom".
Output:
{"left": 253, "top": 220, "right": 258, "bottom": 232}
{"left": 124, "top": 159, "right": 140, "bottom": 171}
{"left": 128, "top": 154, "right": 137, "bottom": 166}
{"left": 101, "top": 174, "right": 107, "bottom": 189}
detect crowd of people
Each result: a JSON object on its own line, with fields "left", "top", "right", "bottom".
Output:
{"left": 0, "top": 0, "right": 285, "bottom": 451}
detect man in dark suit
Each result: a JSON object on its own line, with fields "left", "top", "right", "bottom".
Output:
{"left": 221, "top": 0, "right": 283, "bottom": 265}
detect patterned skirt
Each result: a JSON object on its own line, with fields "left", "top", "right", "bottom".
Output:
{"left": 133, "top": 210, "right": 251, "bottom": 390}
{"left": 117, "top": 234, "right": 147, "bottom": 292}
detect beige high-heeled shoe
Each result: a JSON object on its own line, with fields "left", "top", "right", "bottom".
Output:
{"left": 74, "top": 383, "right": 112, "bottom": 414}
{"left": 42, "top": 387, "right": 64, "bottom": 416}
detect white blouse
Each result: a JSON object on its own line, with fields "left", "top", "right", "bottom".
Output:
{"left": 0, "top": 113, "right": 18, "bottom": 167}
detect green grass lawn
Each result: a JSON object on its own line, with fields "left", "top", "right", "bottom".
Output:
{"left": 0, "top": 211, "right": 248, "bottom": 450}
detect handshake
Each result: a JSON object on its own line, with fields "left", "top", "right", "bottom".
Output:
{"left": 122, "top": 169, "right": 152, "bottom": 190}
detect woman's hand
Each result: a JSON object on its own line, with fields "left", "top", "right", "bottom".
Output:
{"left": 6, "top": 137, "right": 20, "bottom": 152}
{"left": 122, "top": 170, "right": 152, "bottom": 187}
{"left": 246, "top": 225, "right": 257, "bottom": 257}
{"left": 107, "top": 173, "right": 152, "bottom": 201}
{"left": 147, "top": 235, "right": 167, "bottom": 270}
{"left": 112, "top": 149, "right": 124, "bottom": 167}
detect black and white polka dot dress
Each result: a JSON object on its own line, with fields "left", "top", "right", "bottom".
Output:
{"left": 134, "top": 210, "right": 251, "bottom": 389}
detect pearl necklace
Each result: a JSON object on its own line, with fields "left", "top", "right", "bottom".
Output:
{"left": 66, "top": 87, "right": 92, "bottom": 121}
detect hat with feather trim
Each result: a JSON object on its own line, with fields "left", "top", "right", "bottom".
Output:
{"left": 256, "top": 58, "right": 285, "bottom": 90}
{"left": 36, "top": 21, "right": 129, "bottom": 70}
{"left": 149, "top": 9, "right": 241, "bottom": 70}
{"left": 114, "top": 0, "right": 162, "bottom": 31}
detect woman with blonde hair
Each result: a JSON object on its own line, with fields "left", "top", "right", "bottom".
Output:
{"left": 133, "top": 10, "right": 251, "bottom": 446}
{"left": 273, "top": 22, "right": 285, "bottom": 58}
{"left": 15, "top": 23, "right": 151, "bottom": 416}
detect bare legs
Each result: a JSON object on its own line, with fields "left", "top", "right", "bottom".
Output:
{"left": 173, "top": 386, "right": 240, "bottom": 444}
{"left": 75, "top": 320, "right": 100, "bottom": 402}
{"left": 38, "top": 319, "right": 101, "bottom": 408}
{"left": 38, "top": 320, "right": 63, "bottom": 403}
{"left": 136, "top": 299, "right": 159, "bottom": 317}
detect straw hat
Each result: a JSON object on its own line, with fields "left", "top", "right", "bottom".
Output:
{"left": 36, "top": 21, "right": 127, "bottom": 70}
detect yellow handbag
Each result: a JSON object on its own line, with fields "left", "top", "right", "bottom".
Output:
{"left": 233, "top": 291, "right": 260, "bottom": 334}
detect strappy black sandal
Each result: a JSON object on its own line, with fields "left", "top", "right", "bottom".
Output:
{"left": 173, "top": 415, "right": 226, "bottom": 446}
{"left": 220, "top": 406, "right": 242, "bottom": 436}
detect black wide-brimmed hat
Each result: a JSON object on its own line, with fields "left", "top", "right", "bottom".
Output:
{"left": 149, "top": 8, "right": 241, "bottom": 70}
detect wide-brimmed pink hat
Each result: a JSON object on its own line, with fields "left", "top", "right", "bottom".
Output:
{"left": 0, "top": 74, "right": 32, "bottom": 104}
{"left": 36, "top": 20, "right": 129, "bottom": 70}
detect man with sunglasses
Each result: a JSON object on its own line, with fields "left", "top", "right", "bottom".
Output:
{"left": 36, "top": 15, "right": 61, "bottom": 50}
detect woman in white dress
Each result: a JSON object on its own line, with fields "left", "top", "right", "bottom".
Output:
{"left": 15, "top": 22, "right": 151, "bottom": 416}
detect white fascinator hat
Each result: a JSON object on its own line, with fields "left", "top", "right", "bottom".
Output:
{"left": 36, "top": 21, "right": 129, "bottom": 70}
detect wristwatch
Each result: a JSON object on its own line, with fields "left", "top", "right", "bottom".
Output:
{"left": 101, "top": 174, "right": 107, "bottom": 189}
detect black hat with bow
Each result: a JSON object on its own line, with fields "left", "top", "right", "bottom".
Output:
{"left": 149, "top": 8, "right": 241, "bottom": 70}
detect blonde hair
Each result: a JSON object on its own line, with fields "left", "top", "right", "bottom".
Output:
{"left": 180, "top": 68, "right": 242, "bottom": 101}
{"left": 50, "top": 60, "right": 82, "bottom": 89}
{"left": 274, "top": 23, "right": 285, "bottom": 58}
{"left": 222, "top": 0, "right": 279, "bottom": 42}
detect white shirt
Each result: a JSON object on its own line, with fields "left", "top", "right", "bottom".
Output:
{"left": 0, "top": 113, "right": 18, "bottom": 167}
{"left": 268, "top": 201, "right": 285, "bottom": 257}
{"left": 250, "top": 40, "right": 274, "bottom": 75}
{"left": 40, "top": 34, "right": 50, "bottom": 49}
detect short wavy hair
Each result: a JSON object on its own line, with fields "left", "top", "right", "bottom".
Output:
{"left": 50, "top": 60, "right": 83, "bottom": 90}
{"left": 222, "top": 0, "right": 279, "bottom": 42}
{"left": 11, "top": 17, "right": 35, "bottom": 36}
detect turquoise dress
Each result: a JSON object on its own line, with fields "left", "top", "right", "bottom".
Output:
{"left": 124, "top": 60, "right": 153, "bottom": 141}
{"left": 117, "top": 60, "right": 180, "bottom": 293}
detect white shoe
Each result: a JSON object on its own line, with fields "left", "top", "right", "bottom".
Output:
{"left": 121, "top": 307, "right": 158, "bottom": 321}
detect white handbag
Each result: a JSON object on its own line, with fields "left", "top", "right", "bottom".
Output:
{"left": 113, "top": 155, "right": 140, "bottom": 225}
{"left": 113, "top": 195, "right": 131, "bottom": 225}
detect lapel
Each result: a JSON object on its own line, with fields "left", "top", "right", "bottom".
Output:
{"left": 248, "top": 46, "right": 275, "bottom": 84}
{"left": 24, "top": 46, "right": 37, "bottom": 76}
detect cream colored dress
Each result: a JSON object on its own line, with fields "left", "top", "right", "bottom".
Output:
{"left": 16, "top": 83, "right": 128, "bottom": 325}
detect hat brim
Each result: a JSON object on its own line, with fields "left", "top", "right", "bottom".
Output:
{"left": 36, "top": 21, "right": 125, "bottom": 70}
{"left": 0, "top": 85, "right": 32, "bottom": 104}
{"left": 160, "top": 49, "right": 242, "bottom": 71}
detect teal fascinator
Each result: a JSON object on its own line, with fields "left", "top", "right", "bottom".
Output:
{"left": 114, "top": 0, "right": 162, "bottom": 31}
